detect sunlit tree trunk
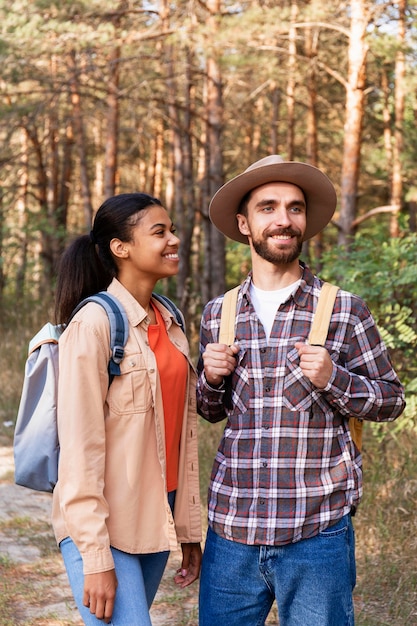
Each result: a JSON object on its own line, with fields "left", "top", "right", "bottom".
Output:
{"left": 15, "top": 129, "right": 29, "bottom": 300}
{"left": 381, "top": 68, "right": 393, "bottom": 168}
{"left": 338, "top": 0, "right": 369, "bottom": 247}
{"left": 390, "top": 0, "right": 406, "bottom": 238}
{"left": 304, "top": 25, "right": 323, "bottom": 267}
{"left": 286, "top": 0, "right": 298, "bottom": 160}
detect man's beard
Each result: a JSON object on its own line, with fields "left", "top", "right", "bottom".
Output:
{"left": 251, "top": 229, "right": 303, "bottom": 265}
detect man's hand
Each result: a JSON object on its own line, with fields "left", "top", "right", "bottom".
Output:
{"left": 174, "top": 542, "right": 202, "bottom": 588}
{"left": 203, "top": 343, "right": 239, "bottom": 387}
{"left": 83, "top": 569, "right": 118, "bottom": 624}
{"left": 295, "top": 342, "right": 333, "bottom": 389}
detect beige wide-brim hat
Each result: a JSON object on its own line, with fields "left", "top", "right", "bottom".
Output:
{"left": 209, "top": 155, "right": 337, "bottom": 244}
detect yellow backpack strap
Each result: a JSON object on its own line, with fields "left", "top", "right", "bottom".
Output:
{"left": 308, "top": 282, "right": 339, "bottom": 346}
{"left": 219, "top": 286, "right": 239, "bottom": 345}
{"left": 308, "top": 282, "right": 363, "bottom": 451}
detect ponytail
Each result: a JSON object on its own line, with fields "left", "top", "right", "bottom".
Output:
{"left": 54, "top": 235, "right": 111, "bottom": 325}
{"left": 54, "top": 192, "right": 162, "bottom": 325}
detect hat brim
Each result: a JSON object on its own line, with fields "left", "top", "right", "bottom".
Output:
{"left": 209, "top": 161, "right": 337, "bottom": 244}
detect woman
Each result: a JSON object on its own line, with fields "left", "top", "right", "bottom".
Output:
{"left": 52, "top": 193, "right": 202, "bottom": 625}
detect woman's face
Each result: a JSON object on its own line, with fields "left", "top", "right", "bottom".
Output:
{"left": 120, "top": 205, "right": 180, "bottom": 281}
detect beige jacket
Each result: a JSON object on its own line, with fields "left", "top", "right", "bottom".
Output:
{"left": 52, "top": 279, "right": 201, "bottom": 575}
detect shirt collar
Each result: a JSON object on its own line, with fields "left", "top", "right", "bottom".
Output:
{"left": 240, "top": 261, "right": 315, "bottom": 309}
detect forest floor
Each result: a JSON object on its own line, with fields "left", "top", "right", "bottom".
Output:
{"left": 2, "top": 437, "right": 417, "bottom": 626}
{"left": 0, "top": 445, "right": 199, "bottom": 626}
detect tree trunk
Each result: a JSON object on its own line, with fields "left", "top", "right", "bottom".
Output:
{"left": 177, "top": 48, "right": 197, "bottom": 317}
{"left": 381, "top": 67, "right": 393, "bottom": 168}
{"left": 15, "top": 128, "right": 29, "bottom": 300}
{"left": 304, "top": 25, "right": 322, "bottom": 267}
{"left": 286, "top": 0, "right": 298, "bottom": 160}
{"left": 338, "top": 0, "right": 369, "bottom": 247}
{"left": 104, "top": 45, "right": 121, "bottom": 199}
{"left": 390, "top": 0, "right": 406, "bottom": 238}
{"left": 56, "top": 122, "right": 74, "bottom": 235}
{"left": 23, "top": 123, "right": 51, "bottom": 290}
{"left": 69, "top": 50, "right": 93, "bottom": 229}
{"left": 202, "top": 0, "right": 225, "bottom": 303}
{"left": 270, "top": 83, "right": 281, "bottom": 154}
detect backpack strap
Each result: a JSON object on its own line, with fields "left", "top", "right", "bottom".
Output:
{"left": 152, "top": 292, "right": 185, "bottom": 333}
{"left": 219, "top": 286, "right": 239, "bottom": 345}
{"left": 308, "top": 282, "right": 339, "bottom": 346}
{"left": 70, "top": 291, "right": 128, "bottom": 377}
{"left": 308, "top": 282, "right": 363, "bottom": 451}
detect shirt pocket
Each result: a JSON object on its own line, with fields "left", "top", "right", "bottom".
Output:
{"left": 226, "top": 349, "right": 250, "bottom": 417}
{"left": 283, "top": 345, "right": 340, "bottom": 416}
{"left": 107, "top": 351, "right": 153, "bottom": 415}
{"left": 283, "top": 346, "right": 315, "bottom": 411}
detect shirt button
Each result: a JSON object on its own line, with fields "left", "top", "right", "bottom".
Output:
{"left": 265, "top": 386, "right": 270, "bottom": 392}
{"left": 262, "top": 461, "right": 268, "bottom": 468}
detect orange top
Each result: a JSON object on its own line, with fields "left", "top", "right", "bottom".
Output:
{"left": 148, "top": 305, "right": 187, "bottom": 492}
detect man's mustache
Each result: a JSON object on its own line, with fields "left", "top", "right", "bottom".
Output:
{"left": 265, "top": 228, "right": 302, "bottom": 238}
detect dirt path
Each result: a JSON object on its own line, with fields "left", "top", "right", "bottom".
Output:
{"left": 0, "top": 446, "right": 198, "bottom": 626}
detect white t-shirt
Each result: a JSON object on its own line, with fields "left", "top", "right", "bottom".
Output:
{"left": 250, "top": 279, "right": 301, "bottom": 341}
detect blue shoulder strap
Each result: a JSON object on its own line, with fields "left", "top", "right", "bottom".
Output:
{"left": 152, "top": 292, "right": 185, "bottom": 333}
{"left": 70, "top": 291, "right": 128, "bottom": 377}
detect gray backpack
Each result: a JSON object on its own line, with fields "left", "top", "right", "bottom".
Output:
{"left": 14, "top": 292, "right": 128, "bottom": 492}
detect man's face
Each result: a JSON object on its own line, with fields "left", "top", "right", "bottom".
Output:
{"left": 236, "top": 182, "right": 307, "bottom": 265}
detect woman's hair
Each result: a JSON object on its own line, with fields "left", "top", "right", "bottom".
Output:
{"left": 55, "top": 193, "right": 162, "bottom": 325}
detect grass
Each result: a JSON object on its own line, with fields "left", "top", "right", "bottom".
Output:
{"left": 1, "top": 302, "right": 417, "bottom": 624}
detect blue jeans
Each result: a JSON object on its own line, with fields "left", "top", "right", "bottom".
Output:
{"left": 60, "top": 492, "right": 175, "bottom": 625}
{"left": 199, "top": 515, "right": 356, "bottom": 626}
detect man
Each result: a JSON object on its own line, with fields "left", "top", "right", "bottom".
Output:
{"left": 196, "top": 155, "right": 405, "bottom": 626}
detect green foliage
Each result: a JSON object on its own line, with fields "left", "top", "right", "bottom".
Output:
{"left": 225, "top": 240, "right": 252, "bottom": 288}
{"left": 321, "top": 232, "right": 417, "bottom": 432}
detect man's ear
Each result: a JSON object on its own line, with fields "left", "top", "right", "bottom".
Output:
{"left": 110, "top": 238, "right": 129, "bottom": 259}
{"left": 236, "top": 213, "right": 250, "bottom": 237}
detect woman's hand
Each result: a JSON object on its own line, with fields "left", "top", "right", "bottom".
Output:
{"left": 174, "top": 542, "right": 202, "bottom": 588}
{"left": 83, "top": 569, "right": 118, "bottom": 623}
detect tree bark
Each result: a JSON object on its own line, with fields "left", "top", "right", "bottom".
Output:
{"left": 338, "top": 0, "right": 369, "bottom": 247}
{"left": 202, "top": 0, "right": 225, "bottom": 303}
{"left": 68, "top": 50, "right": 93, "bottom": 229}
{"left": 304, "top": 25, "right": 322, "bottom": 266}
{"left": 390, "top": 0, "right": 406, "bottom": 238}
{"left": 104, "top": 45, "right": 121, "bottom": 199}
{"left": 286, "top": 0, "right": 298, "bottom": 160}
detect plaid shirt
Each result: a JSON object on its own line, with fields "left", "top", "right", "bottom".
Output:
{"left": 197, "top": 263, "right": 405, "bottom": 546}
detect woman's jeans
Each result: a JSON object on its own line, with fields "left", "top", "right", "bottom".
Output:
{"left": 60, "top": 492, "right": 175, "bottom": 626}
{"left": 199, "top": 514, "right": 356, "bottom": 626}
